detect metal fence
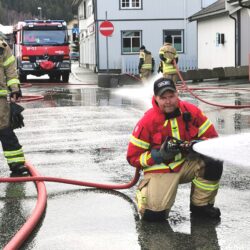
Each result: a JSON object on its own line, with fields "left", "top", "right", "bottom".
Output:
{"left": 121, "top": 56, "right": 198, "bottom": 74}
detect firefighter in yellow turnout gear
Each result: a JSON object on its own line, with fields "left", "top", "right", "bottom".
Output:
{"left": 138, "top": 45, "right": 155, "bottom": 81}
{"left": 0, "top": 38, "right": 27, "bottom": 175}
{"left": 159, "top": 36, "right": 179, "bottom": 85}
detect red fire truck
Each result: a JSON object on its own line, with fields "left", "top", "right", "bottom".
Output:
{"left": 13, "top": 20, "right": 71, "bottom": 83}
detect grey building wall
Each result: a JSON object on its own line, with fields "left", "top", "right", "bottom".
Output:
{"left": 96, "top": 0, "right": 202, "bottom": 73}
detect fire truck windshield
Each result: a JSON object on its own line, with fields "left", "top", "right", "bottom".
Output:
{"left": 23, "top": 30, "right": 68, "bottom": 45}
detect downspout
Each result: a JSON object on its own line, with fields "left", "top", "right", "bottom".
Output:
{"left": 229, "top": 13, "right": 237, "bottom": 66}
{"left": 237, "top": 11, "right": 241, "bottom": 65}
{"left": 94, "top": 0, "right": 99, "bottom": 73}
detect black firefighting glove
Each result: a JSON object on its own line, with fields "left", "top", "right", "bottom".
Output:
{"left": 159, "top": 54, "right": 166, "bottom": 62}
{"left": 10, "top": 88, "right": 22, "bottom": 102}
{"left": 159, "top": 138, "right": 181, "bottom": 161}
{"left": 10, "top": 102, "right": 25, "bottom": 129}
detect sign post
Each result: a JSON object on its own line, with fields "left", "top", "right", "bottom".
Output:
{"left": 99, "top": 19, "right": 114, "bottom": 72}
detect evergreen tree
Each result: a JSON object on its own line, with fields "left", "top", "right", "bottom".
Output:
{"left": 0, "top": 0, "right": 76, "bottom": 25}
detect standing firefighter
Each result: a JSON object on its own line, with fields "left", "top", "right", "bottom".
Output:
{"left": 127, "top": 77, "right": 223, "bottom": 222}
{"left": 138, "top": 45, "right": 155, "bottom": 81}
{"left": 0, "top": 37, "right": 27, "bottom": 175}
{"left": 159, "top": 36, "right": 178, "bottom": 85}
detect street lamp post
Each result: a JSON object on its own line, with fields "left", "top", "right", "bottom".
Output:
{"left": 37, "top": 7, "right": 42, "bottom": 19}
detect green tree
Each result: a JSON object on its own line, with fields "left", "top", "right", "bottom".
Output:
{"left": 0, "top": 0, "right": 76, "bottom": 24}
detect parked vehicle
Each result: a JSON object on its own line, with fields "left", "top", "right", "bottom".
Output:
{"left": 70, "top": 51, "right": 79, "bottom": 61}
{"left": 13, "top": 20, "right": 71, "bottom": 82}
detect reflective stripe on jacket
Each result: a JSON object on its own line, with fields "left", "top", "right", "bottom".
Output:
{"left": 127, "top": 97, "right": 218, "bottom": 174}
{"left": 139, "top": 51, "right": 153, "bottom": 70}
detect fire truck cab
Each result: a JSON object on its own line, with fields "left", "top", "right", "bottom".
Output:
{"left": 13, "top": 20, "right": 71, "bottom": 83}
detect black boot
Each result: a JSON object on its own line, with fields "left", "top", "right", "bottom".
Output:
{"left": 190, "top": 204, "right": 221, "bottom": 219}
{"left": 9, "top": 163, "right": 29, "bottom": 176}
{"left": 142, "top": 209, "right": 167, "bottom": 222}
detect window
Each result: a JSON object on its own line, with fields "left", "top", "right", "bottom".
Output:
{"left": 23, "top": 30, "right": 67, "bottom": 45}
{"left": 122, "top": 31, "right": 141, "bottom": 54}
{"left": 163, "top": 30, "right": 184, "bottom": 53}
{"left": 120, "top": 0, "right": 142, "bottom": 9}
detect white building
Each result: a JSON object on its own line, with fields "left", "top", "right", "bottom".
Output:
{"left": 189, "top": 0, "right": 250, "bottom": 69}
{"left": 73, "top": 0, "right": 211, "bottom": 74}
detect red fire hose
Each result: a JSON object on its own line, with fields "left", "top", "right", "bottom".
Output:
{"left": 0, "top": 161, "right": 141, "bottom": 249}
{"left": 175, "top": 61, "right": 250, "bottom": 109}
{"left": 3, "top": 162, "right": 47, "bottom": 250}
{"left": 2, "top": 62, "right": 249, "bottom": 248}
{"left": 21, "top": 95, "right": 44, "bottom": 102}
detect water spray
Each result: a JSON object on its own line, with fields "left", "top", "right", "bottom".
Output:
{"left": 193, "top": 133, "right": 250, "bottom": 167}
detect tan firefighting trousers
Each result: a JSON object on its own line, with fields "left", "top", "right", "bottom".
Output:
{"left": 0, "top": 97, "right": 10, "bottom": 129}
{"left": 162, "top": 73, "right": 178, "bottom": 85}
{"left": 136, "top": 158, "right": 219, "bottom": 217}
{"left": 140, "top": 69, "right": 152, "bottom": 81}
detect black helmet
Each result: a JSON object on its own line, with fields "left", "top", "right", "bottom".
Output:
{"left": 164, "top": 36, "right": 172, "bottom": 43}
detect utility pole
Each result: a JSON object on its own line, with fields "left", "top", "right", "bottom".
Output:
{"left": 37, "top": 7, "right": 42, "bottom": 19}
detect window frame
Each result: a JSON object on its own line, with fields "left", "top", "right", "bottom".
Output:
{"left": 121, "top": 30, "right": 142, "bottom": 55}
{"left": 163, "top": 29, "right": 184, "bottom": 53}
{"left": 119, "top": 0, "right": 142, "bottom": 10}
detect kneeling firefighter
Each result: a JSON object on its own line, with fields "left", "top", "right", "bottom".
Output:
{"left": 127, "top": 77, "right": 223, "bottom": 221}
{"left": 0, "top": 37, "right": 27, "bottom": 175}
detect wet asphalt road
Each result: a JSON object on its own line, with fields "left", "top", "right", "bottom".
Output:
{"left": 0, "top": 67, "right": 250, "bottom": 249}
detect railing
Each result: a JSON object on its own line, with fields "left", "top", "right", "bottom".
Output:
{"left": 121, "top": 56, "right": 198, "bottom": 74}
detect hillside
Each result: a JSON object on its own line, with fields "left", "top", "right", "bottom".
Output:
{"left": 0, "top": 0, "right": 77, "bottom": 25}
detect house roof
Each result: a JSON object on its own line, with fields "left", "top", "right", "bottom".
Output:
{"left": 189, "top": 0, "right": 227, "bottom": 22}
{"left": 228, "top": 0, "right": 250, "bottom": 7}
{"left": 72, "top": 0, "right": 82, "bottom": 7}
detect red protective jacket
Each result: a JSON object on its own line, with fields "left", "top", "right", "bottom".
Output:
{"left": 127, "top": 97, "right": 218, "bottom": 174}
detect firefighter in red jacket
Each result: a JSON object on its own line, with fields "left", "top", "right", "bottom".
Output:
{"left": 127, "top": 77, "right": 223, "bottom": 221}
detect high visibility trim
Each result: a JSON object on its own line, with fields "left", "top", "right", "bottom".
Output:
{"left": 136, "top": 190, "right": 146, "bottom": 210}
{"left": 3, "top": 55, "right": 15, "bottom": 67}
{"left": 141, "top": 64, "right": 152, "bottom": 69}
{"left": 163, "top": 120, "right": 169, "bottom": 127}
{"left": 198, "top": 119, "right": 212, "bottom": 137}
{"left": 140, "top": 151, "right": 151, "bottom": 167}
{"left": 143, "top": 163, "right": 170, "bottom": 172}
{"left": 130, "top": 135, "right": 150, "bottom": 149}
{"left": 166, "top": 58, "right": 172, "bottom": 64}
{"left": 7, "top": 78, "right": 20, "bottom": 87}
{"left": 7, "top": 157, "right": 25, "bottom": 164}
{"left": 163, "top": 63, "right": 177, "bottom": 74}
{"left": 4, "top": 148, "right": 24, "bottom": 157}
{"left": 170, "top": 118, "right": 180, "bottom": 139}
{"left": 192, "top": 178, "right": 219, "bottom": 191}
{"left": 168, "top": 158, "right": 185, "bottom": 170}
{"left": 0, "top": 89, "right": 8, "bottom": 96}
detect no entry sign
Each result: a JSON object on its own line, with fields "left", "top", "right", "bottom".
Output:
{"left": 100, "top": 21, "right": 114, "bottom": 37}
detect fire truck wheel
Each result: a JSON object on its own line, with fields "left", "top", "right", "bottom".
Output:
{"left": 19, "top": 74, "right": 27, "bottom": 83}
{"left": 62, "top": 73, "right": 69, "bottom": 83}
{"left": 49, "top": 74, "right": 61, "bottom": 83}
